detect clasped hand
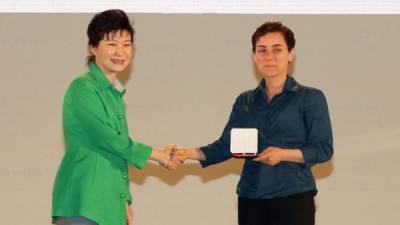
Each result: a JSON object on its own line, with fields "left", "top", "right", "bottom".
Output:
{"left": 154, "top": 145, "right": 189, "bottom": 170}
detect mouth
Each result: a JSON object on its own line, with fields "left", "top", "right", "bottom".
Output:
{"left": 111, "top": 59, "right": 125, "bottom": 65}
{"left": 263, "top": 65, "right": 277, "bottom": 69}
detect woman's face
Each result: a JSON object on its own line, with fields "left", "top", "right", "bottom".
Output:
{"left": 252, "top": 32, "right": 295, "bottom": 79}
{"left": 90, "top": 30, "right": 133, "bottom": 77}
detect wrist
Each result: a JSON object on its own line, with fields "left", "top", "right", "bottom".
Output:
{"left": 280, "top": 149, "right": 289, "bottom": 161}
{"left": 190, "top": 148, "right": 206, "bottom": 161}
{"left": 280, "top": 148, "right": 304, "bottom": 163}
{"left": 150, "top": 148, "right": 161, "bottom": 161}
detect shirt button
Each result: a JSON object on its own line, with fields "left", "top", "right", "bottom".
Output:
{"left": 120, "top": 193, "right": 125, "bottom": 198}
{"left": 118, "top": 114, "right": 123, "bottom": 120}
{"left": 123, "top": 174, "right": 128, "bottom": 179}
{"left": 117, "top": 131, "right": 121, "bottom": 135}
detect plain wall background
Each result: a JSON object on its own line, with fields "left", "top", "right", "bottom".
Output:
{"left": 0, "top": 14, "right": 399, "bottom": 225}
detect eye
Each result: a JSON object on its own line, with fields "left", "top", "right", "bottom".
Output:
{"left": 107, "top": 43, "right": 117, "bottom": 46}
{"left": 123, "top": 43, "right": 132, "bottom": 47}
{"left": 273, "top": 48, "right": 282, "bottom": 53}
{"left": 257, "top": 48, "right": 267, "bottom": 54}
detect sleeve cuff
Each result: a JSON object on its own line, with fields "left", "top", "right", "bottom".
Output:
{"left": 299, "top": 145, "right": 316, "bottom": 168}
{"left": 129, "top": 142, "right": 152, "bottom": 169}
{"left": 199, "top": 146, "right": 232, "bottom": 168}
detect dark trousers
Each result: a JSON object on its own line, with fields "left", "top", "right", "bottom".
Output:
{"left": 238, "top": 191, "right": 316, "bottom": 225}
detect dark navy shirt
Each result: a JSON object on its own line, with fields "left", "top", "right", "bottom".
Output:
{"left": 200, "top": 76, "right": 333, "bottom": 199}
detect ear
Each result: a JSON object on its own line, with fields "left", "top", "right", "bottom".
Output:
{"left": 288, "top": 48, "right": 295, "bottom": 63}
{"left": 252, "top": 52, "right": 257, "bottom": 63}
{"left": 89, "top": 45, "right": 97, "bottom": 56}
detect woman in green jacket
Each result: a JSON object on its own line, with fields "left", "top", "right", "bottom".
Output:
{"left": 52, "top": 9, "right": 176, "bottom": 225}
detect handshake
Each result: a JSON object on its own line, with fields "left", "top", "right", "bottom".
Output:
{"left": 151, "top": 144, "right": 204, "bottom": 170}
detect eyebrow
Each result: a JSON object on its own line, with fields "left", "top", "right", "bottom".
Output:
{"left": 104, "top": 39, "right": 132, "bottom": 42}
{"left": 256, "top": 44, "right": 283, "bottom": 48}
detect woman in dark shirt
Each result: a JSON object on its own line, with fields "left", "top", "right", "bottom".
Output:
{"left": 173, "top": 21, "right": 333, "bottom": 225}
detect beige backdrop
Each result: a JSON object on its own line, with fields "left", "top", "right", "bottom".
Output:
{"left": 0, "top": 14, "right": 399, "bottom": 225}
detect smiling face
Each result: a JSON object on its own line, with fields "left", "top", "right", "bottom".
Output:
{"left": 90, "top": 30, "right": 133, "bottom": 78}
{"left": 253, "top": 32, "right": 295, "bottom": 79}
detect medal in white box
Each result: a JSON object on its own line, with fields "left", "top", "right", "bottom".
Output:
{"left": 230, "top": 128, "right": 258, "bottom": 158}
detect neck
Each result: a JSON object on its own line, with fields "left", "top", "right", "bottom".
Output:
{"left": 94, "top": 62, "right": 117, "bottom": 84}
{"left": 264, "top": 74, "right": 287, "bottom": 100}
{"left": 105, "top": 73, "right": 117, "bottom": 84}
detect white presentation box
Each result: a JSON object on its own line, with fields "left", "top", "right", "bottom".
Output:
{"left": 230, "top": 128, "right": 258, "bottom": 158}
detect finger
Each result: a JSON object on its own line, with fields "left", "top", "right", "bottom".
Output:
{"left": 175, "top": 147, "right": 187, "bottom": 151}
{"left": 254, "top": 155, "right": 270, "bottom": 164}
{"left": 164, "top": 144, "right": 175, "bottom": 154}
{"left": 165, "top": 144, "right": 176, "bottom": 150}
{"left": 171, "top": 149, "right": 183, "bottom": 157}
{"left": 168, "top": 164, "right": 176, "bottom": 171}
{"left": 264, "top": 157, "right": 274, "bottom": 165}
{"left": 253, "top": 157, "right": 262, "bottom": 161}
{"left": 173, "top": 159, "right": 183, "bottom": 167}
{"left": 178, "top": 155, "right": 186, "bottom": 162}
{"left": 175, "top": 149, "right": 185, "bottom": 156}
{"left": 167, "top": 166, "right": 175, "bottom": 171}
{"left": 253, "top": 153, "right": 266, "bottom": 161}
{"left": 171, "top": 153, "right": 182, "bottom": 162}
{"left": 166, "top": 161, "right": 177, "bottom": 170}
{"left": 171, "top": 158, "right": 180, "bottom": 165}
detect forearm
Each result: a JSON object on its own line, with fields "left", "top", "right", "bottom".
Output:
{"left": 185, "top": 147, "right": 206, "bottom": 161}
{"left": 255, "top": 146, "right": 305, "bottom": 166}
{"left": 149, "top": 148, "right": 159, "bottom": 161}
{"left": 149, "top": 147, "right": 170, "bottom": 163}
{"left": 281, "top": 148, "right": 304, "bottom": 163}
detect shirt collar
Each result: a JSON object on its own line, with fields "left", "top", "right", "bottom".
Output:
{"left": 89, "top": 63, "right": 111, "bottom": 88}
{"left": 88, "top": 63, "right": 126, "bottom": 96}
{"left": 113, "top": 79, "right": 126, "bottom": 97}
{"left": 256, "top": 75, "right": 300, "bottom": 95}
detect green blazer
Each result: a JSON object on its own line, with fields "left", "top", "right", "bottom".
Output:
{"left": 52, "top": 63, "right": 152, "bottom": 225}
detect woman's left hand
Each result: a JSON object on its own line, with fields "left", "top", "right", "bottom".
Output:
{"left": 126, "top": 202, "right": 133, "bottom": 225}
{"left": 253, "top": 147, "right": 305, "bottom": 166}
{"left": 253, "top": 147, "right": 285, "bottom": 166}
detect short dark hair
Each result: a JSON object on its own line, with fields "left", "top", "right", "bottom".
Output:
{"left": 251, "top": 21, "right": 295, "bottom": 53}
{"left": 86, "top": 9, "right": 135, "bottom": 64}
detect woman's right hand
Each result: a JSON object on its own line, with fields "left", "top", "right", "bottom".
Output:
{"left": 150, "top": 144, "right": 181, "bottom": 170}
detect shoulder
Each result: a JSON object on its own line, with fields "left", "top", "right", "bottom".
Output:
{"left": 64, "top": 71, "right": 100, "bottom": 99}
{"left": 296, "top": 83, "right": 326, "bottom": 100}
{"left": 68, "top": 71, "right": 98, "bottom": 91}
{"left": 235, "top": 87, "right": 258, "bottom": 105}
{"left": 294, "top": 83, "right": 328, "bottom": 109}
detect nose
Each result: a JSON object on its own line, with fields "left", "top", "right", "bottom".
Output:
{"left": 264, "top": 50, "right": 275, "bottom": 61}
{"left": 115, "top": 45, "right": 124, "bottom": 56}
